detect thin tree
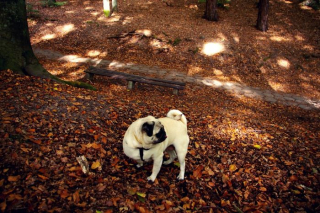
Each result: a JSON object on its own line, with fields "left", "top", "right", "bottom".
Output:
{"left": 0, "top": 0, "right": 95, "bottom": 89}
{"left": 103, "top": 0, "right": 117, "bottom": 17}
{"left": 204, "top": 0, "right": 219, "bottom": 21}
{"left": 256, "top": 0, "right": 269, "bottom": 32}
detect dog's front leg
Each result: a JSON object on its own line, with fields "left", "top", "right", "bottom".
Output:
{"left": 147, "top": 154, "right": 163, "bottom": 182}
{"left": 136, "top": 159, "right": 143, "bottom": 168}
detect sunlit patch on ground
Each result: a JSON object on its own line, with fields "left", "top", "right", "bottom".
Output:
{"left": 277, "top": 58, "right": 290, "bottom": 69}
{"left": 187, "top": 66, "right": 204, "bottom": 76}
{"left": 202, "top": 42, "right": 225, "bottom": 56}
{"left": 56, "top": 24, "right": 75, "bottom": 36}
{"left": 67, "top": 69, "right": 86, "bottom": 78}
{"left": 90, "top": 11, "right": 99, "bottom": 16}
{"left": 231, "top": 33, "right": 240, "bottom": 43}
{"left": 295, "top": 34, "right": 305, "bottom": 41}
{"left": 270, "top": 36, "right": 292, "bottom": 42}
{"left": 136, "top": 29, "right": 152, "bottom": 37}
{"left": 303, "top": 44, "right": 314, "bottom": 51}
{"left": 86, "top": 50, "right": 101, "bottom": 57}
{"left": 50, "top": 69, "right": 65, "bottom": 76}
{"left": 41, "top": 34, "right": 56, "bottom": 40}
{"left": 268, "top": 81, "right": 286, "bottom": 92}
{"left": 213, "top": 69, "right": 224, "bottom": 76}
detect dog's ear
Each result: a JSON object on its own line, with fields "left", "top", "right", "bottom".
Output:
{"left": 142, "top": 121, "right": 155, "bottom": 137}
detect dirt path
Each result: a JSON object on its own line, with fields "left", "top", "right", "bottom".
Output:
{"left": 27, "top": 0, "right": 320, "bottom": 99}
{"left": 34, "top": 47, "right": 320, "bottom": 110}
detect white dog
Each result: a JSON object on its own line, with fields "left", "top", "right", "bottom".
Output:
{"left": 123, "top": 110, "right": 189, "bottom": 181}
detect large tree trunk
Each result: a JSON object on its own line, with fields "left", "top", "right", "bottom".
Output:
{"left": 0, "top": 0, "right": 52, "bottom": 78}
{"left": 204, "top": 0, "right": 219, "bottom": 21}
{"left": 256, "top": 0, "right": 269, "bottom": 32}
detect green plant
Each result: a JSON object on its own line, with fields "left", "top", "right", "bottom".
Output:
{"left": 217, "top": 0, "right": 231, "bottom": 9}
{"left": 169, "top": 38, "right": 182, "bottom": 46}
{"left": 198, "top": 0, "right": 232, "bottom": 9}
{"left": 26, "top": 3, "right": 40, "bottom": 18}
{"left": 41, "top": 0, "right": 68, "bottom": 7}
{"left": 172, "top": 38, "right": 182, "bottom": 46}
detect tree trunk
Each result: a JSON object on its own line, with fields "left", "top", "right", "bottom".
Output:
{"left": 204, "top": 0, "right": 219, "bottom": 21}
{"left": 0, "top": 0, "right": 52, "bottom": 78}
{"left": 0, "top": 0, "right": 96, "bottom": 90}
{"left": 103, "top": 0, "right": 111, "bottom": 17}
{"left": 256, "top": 0, "right": 269, "bottom": 32}
{"left": 112, "top": 0, "right": 118, "bottom": 12}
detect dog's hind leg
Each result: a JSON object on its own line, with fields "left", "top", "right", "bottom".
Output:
{"left": 176, "top": 150, "right": 187, "bottom": 180}
{"left": 163, "top": 149, "right": 177, "bottom": 165}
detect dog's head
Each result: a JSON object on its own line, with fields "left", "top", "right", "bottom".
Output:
{"left": 140, "top": 117, "right": 167, "bottom": 146}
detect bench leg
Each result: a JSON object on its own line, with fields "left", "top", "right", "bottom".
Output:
{"left": 86, "top": 73, "right": 94, "bottom": 81}
{"left": 127, "top": 81, "right": 135, "bottom": 90}
{"left": 173, "top": 89, "right": 179, "bottom": 95}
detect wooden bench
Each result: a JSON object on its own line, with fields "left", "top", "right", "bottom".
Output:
{"left": 84, "top": 67, "right": 185, "bottom": 95}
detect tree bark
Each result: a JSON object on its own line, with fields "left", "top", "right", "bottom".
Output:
{"left": 112, "top": 0, "right": 118, "bottom": 12}
{"left": 0, "top": 0, "right": 52, "bottom": 78}
{"left": 256, "top": 0, "right": 269, "bottom": 32}
{"left": 204, "top": 0, "right": 219, "bottom": 21}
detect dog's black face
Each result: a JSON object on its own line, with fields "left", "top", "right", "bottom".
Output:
{"left": 142, "top": 120, "right": 167, "bottom": 144}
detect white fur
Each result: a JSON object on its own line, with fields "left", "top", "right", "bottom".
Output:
{"left": 123, "top": 111, "right": 189, "bottom": 181}
{"left": 167, "top": 109, "right": 187, "bottom": 126}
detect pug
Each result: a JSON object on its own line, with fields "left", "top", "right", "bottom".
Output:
{"left": 123, "top": 110, "right": 189, "bottom": 182}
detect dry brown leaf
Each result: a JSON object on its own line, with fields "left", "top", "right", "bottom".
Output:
{"left": 8, "top": 175, "right": 20, "bottom": 182}
{"left": 91, "top": 160, "right": 101, "bottom": 170}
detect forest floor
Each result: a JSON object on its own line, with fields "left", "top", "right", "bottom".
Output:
{"left": 0, "top": 0, "right": 320, "bottom": 212}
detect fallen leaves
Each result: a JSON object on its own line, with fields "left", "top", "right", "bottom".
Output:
{"left": 91, "top": 160, "right": 101, "bottom": 170}
{"left": 8, "top": 176, "right": 20, "bottom": 182}
{"left": 0, "top": 67, "right": 319, "bottom": 213}
{"left": 193, "top": 165, "right": 203, "bottom": 178}
{"left": 229, "top": 164, "right": 237, "bottom": 173}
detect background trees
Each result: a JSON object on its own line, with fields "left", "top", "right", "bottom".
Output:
{"left": 256, "top": 0, "right": 269, "bottom": 32}
{"left": 103, "top": 0, "right": 118, "bottom": 17}
{"left": 204, "top": 0, "right": 219, "bottom": 21}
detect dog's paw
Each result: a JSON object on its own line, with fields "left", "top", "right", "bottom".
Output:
{"left": 147, "top": 175, "right": 156, "bottom": 182}
{"left": 136, "top": 163, "right": 143, "bottom": 168}
{"left": 177, "top": 175, "right": 184, "bottom": 180}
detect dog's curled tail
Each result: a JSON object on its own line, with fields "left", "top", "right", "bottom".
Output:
{"left": 167, "top": 109, "right": 187, "bottom": 126}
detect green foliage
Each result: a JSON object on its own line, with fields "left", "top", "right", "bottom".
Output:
{"left": 103, "top": 10, "right": 111, "bottom": 17}
{"left": 173, "top": 38, "right": 182, "bottom": 46}
{"left": 300, "top": 0, "right": 320, "bottom": 10}
{"left": 188, "top": 47, "right": 199, "bottom": 54}
{"left": 169, "top": 38, "right": 182, "bottom": 46}
{"left": 198, "top": 0, "right": 232, "bottom": 9}
{"left": 41, "top": 0, "right": 68, "bottom": 7}
{"left": 26, "top": 3, "right": 40, "bottom": 18}
{"left": 217, "top": 0, "right": 231, "bottom": 9}
{"left": 51, "top": 76, "right": 97, "bottom": 91}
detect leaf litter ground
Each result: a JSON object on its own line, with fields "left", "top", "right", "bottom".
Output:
{"left": 1, "top": 0, "right": 320, "bottom": 212}
{"left": 0, "top": 70, "right": 319, "bottom": 212}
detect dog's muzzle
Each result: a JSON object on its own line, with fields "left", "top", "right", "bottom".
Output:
{"left": 154, "top": 127, "right": 167, "bottom": 144}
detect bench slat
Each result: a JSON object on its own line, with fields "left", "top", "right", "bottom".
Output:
{"left": 85, "top": 67, "right": 186, "bottom": 86}
{"left": 84, "top": 67, "right": 185, "bottom": 93}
